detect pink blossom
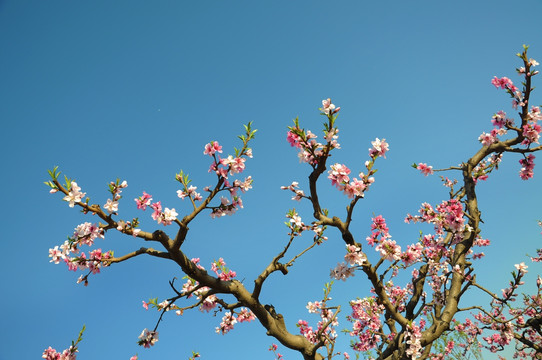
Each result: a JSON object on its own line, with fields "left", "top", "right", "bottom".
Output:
{"left": 287, "top": 130, "right": 302, "bottom": 148}
{"left": 134, "top": 191, "right": 152, "bottom": 210}
{"left": 405, "top": 322, "right": 423, "bottom": 359}
{"left": 49, "top": 246, "right": 64, "bottom": 264}
{"left": 162, "top": 207, "right": 178, "bottom": 225}
{"left": 215, "top": 166, "right": 228, "bottom": 179}
{"left": 218, "top": 269, "right": 237, "bottom": 281}
{"left": 203, "top": 141, "right": 222, "bottom": 156}
{"left": 344, "top": 245, "right": 366, "bottom": 266}
{"left": 491, "top": 110, "right": 509, "bottom": 128}
{"left": 324, "top": 127, "right": 340, "bottom": 149}
{"left": 216, "top": 311, "right": 237, "bottom": 334}
{"left": 491, "top": 76, "right": 518, "bottom": 92}
{"left": 519, "top": 154, "right": 536, "bottom": 180}
{"left": 330, "top": 262, "right": 355, "bottom": 281}
{"left": 478, "top": 132, "right": 496, "bottom": 146}
{"left": 306, "top": 301, "right": 322, "bottom": 313}
{"left": 402, "top": 243, "right": 423, "bottom": 266}
{"left": 514, "top": 262, "right": 528, "bottom": 274}
{"left": 369, "top": 138, "right": 389, "bottom": 158}
{"left": 281, "top": 181, "right": 299, "bottom": 191}
{"left": 73, "top": 222, "right": 104, "bottom": 247}
{"left": 137, "top": 328, "right": 158, "bottom": 348}
{"left": 237, "top": 308, "right": 256, "bottom": 322}
{"left": 375, "top": 239, "right": 402, "bottom": 261}
{"left": 234, "top": 176, "right": 253, "bottom": 192}
{"left": 328, "top": 163, "right": 351, "bottom": 188}
{"left": 527, "top": 106, "right": 542, "bottom": 123}
{"left": 230, "top": 156, "right": 246, "bottom": 174}
{"left": 42, "top": 347, "right": 59, "bottom": 360}
{"left": 416, "top": 163, "right": 434, "bottom": 176}
{"left": 63, "top": 182, "right": 86, "bottom": 207}
{"left": 150, "top": 201, "right": 162, "bottom": 221}
{"left": 321, "top": 98, "right": 340, "bottom": 115}
{"left": 532, "top": 248, "right": 542, "bottom": 262}
{"left": 288, "top": 211, "right": 303, "bottom": 228}
{"left": 522, "top": 123, "right": 541, "bottom": 144}
{"left": 297, "top": 319, "right": 317, "bottom": 344}
{"left": 371, "top": 215, "right": 389, "bottom": 233}
{"left": 200, "top": 295, "right": 218, "bottom": 312}
{"left": 512, "top": 90, "right": 525, "bottom": 109}
{"left": 104, "top": 199, "right": 118, "bottom": 213}
{"left": 343, "top": 177, "right": 367, "bottom": 198}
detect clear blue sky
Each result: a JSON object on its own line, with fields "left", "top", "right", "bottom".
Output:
{"left": 1, "top": 1, "right": 542, "bottom": 359}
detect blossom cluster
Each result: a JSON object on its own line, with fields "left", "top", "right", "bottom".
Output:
{"left": 298, "top": 283, "right": 339, "bottom": 345}
{"left": 385, "top": 281, "right": 412, "bottom": 313}
{"left": 62, "top": 182, "right": 86, "bottom": 208}
{"left": 203, "top": 124, "right": 254, "bottom": 183}
{"left": 404, "top": 322, "right": 423, "bottom": 359}
{"left": 140, "top": 257, "right": 254, "bottom": 343}
{"left": 347, "top": 297, "right": 385, "bottom": 352}
{"left": 211, "top": 257, "right": 237, "bottom": 281}
{"left": 366, "top": 215, "right": 406, "bottom": 263}
{"left": 201, "top": 139, "right": 254, "bottom": 217}
{"left": 206, "top": 143, "right": 250, "bottom": 179}
{"left": 216, "top": 309, "right": 256, "bottom": 335}
{"left": 321, "top": 98, "right": 340, "bottom": 115}
{"left": 142, "top": 298, "right": 183, "bottom": 315}
{"left": 415, "top": 163, "right": 433, "bottom": 176}
{"left": 519, "top": 154, "right": 536, "bottom": 180}
{"left": 471, "top": 153, "right": 502, "bottom": 183}
{"left": 42, "top": 326, "right": 84, "bottom": 360}
{"left": 137, "top": 328, "right": 159, "bottom": 348}
{"left": 286, "top": 209, "right": 305, "bottom": 235}
{"left": 42, "top": 346, "right": 78, "bottom": 360}
{"left": 286, "top": 99, "right": 342, "bottom": 165}
{"left": 330, "top": 214, "right": 426, "bottom": 285}
{"left": 457, "top": 260, "right": 542, "bottom": 358}
{"left": 280, "top": 181, "right": 305, "bottom": 201}
{"left": 327, "top": 139, "right": 387, "bottom": 199}
{"left": 209, "top": 195, "right": 243, "bottom": 218}
{"left": 478, "top": 106, "right": 542, "bottom": 149}
{"left": 405, "top": 199, "right": 466, "bottom": 237}
{"left": 134, "top": 192, "right": 178, "bottom": 226}
{"left": 177, "top": 185, "right": 202, "bottom": 201}
{"left": 104, "top": 179, "right": 128, "bottom": 214}
{"left": 138, "top": 123, "right": 255, "bottom": 223}
{"left": 48, "top": 222, "right": 112, "bottom": 284}
{"left": 482, "top": 54, "right": 541, "bottom": 180}
{"left": 283, "top": 209, "right": 328, "bottom": 242}
{"left": 268, "top": 344, "right": 284, "bottom": 360}
{"left": 329, "top": 261, "right": 355, "bottom": 281}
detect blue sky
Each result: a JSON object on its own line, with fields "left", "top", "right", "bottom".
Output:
{"left": 1, "top": 1, "right": 542, "bottom": 359}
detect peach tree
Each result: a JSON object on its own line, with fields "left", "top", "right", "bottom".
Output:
{"left": 44, "top": 46, "right": 541, "bottom": 360}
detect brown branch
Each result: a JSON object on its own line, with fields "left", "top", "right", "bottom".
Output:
{"left": 285, "top": 241, "right": 320, "bottom": 267}
{"left": 253, "top": 235, "right": 294, "bottom": 300}
{"left": 104, "top": 247, "right": 171, "bottom": 265}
